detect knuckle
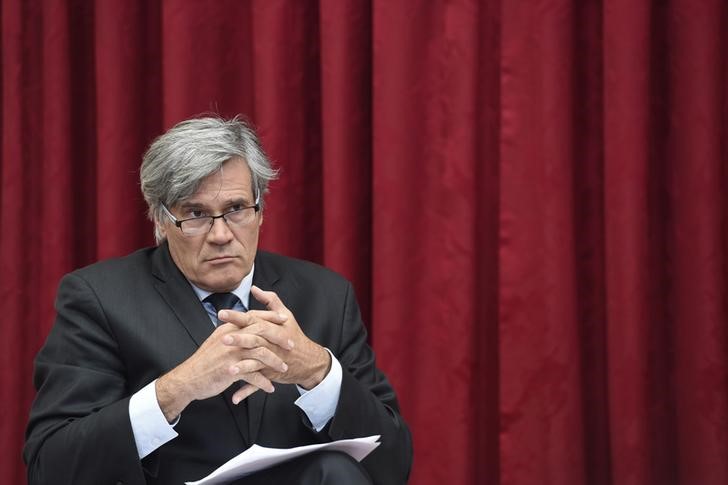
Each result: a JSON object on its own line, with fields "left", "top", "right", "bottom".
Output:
{"left": 244, "top": 374, "right": 265, "bottom": 387}
{"left": 217, "top": 322, "right": 236, "bottom": 333}
{"left": 248, "top": 348, "right": 263, "bottom": 361}
{"left": 240, "top": 360, "right": 262, "bottom": 373}
{"left": 255, "top": 347, "right": 273, "bottom": 360}
{"left": 237, "top": 334, "right": 253, "bottom": 348}
{"left": 240, "top": 334, "right": 260, "bottom": 348}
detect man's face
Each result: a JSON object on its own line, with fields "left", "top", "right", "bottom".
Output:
{"left": 160, "top": 157, "right": 261, "bottom": 292}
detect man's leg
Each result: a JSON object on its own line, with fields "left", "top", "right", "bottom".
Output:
{"left": 239, "top": 450, "right": 373, "bottom": 485}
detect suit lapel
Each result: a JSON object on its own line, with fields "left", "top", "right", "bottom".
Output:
{"left": 151, "top": 243, "right": 214, "bottom": 347}
{"left": 246, "top": 253, "right": 281, "bottom": 444}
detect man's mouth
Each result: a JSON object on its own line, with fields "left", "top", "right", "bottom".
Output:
{"left": 206, "top": 255, "right": 237, "bottom": 263}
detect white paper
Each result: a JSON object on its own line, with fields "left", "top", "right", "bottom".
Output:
{"left": 185, "top": 435, "right": 381, "bottom": 485}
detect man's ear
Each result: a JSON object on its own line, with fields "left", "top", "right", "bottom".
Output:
{"left": 156, "top": 218, "right": 167, "bottom": 239}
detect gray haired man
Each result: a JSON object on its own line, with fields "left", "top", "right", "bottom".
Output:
{"left": 25, "top": 117, "right": 413, "bottom": 485}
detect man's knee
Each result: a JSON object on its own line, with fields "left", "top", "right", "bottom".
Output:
{"left": 299, "top": 450, "right": 373, "bottom": 485}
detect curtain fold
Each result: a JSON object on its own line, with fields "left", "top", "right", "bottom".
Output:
{"left": 94, "top": 0, "right": 161, "bottom": 259}
{"left": 2, "top": 1, "right": 726, "bottom": 484}
{"left": 318, "top": 0, "right": 373, "bottom": 323}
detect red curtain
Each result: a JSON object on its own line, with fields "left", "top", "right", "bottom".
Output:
{"left": 2, "top": 1, "right": 727, "bottom": 484}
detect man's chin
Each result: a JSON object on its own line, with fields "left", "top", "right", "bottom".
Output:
{"left": 197, "top": 270, "right": 246, "bottom": 293}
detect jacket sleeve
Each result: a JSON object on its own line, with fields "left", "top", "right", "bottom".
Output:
{"left": 24, "top": 272, "right": 146, "bottom": 485}
{"left": 326, "top": 282, "right": 413, "bottom": 485}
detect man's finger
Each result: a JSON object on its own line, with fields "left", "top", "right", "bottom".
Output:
{"left": 236, "top": 371, "right": 275, "bottom": 397}
{"left": 223, "top": 333, "right": 266, "bottom": 349}
{"left": 251, "top": 285, "right": 288, "bottom": 313}
{"left": 231, "top": 384, "right": 259, "bottom": 405}
{"left": 231, "top": 322, "right": 295, "bottom": 351}
{"left": 218, "top": 309, "right": 287, "bottom": 328}
{"left": 234, "top": 347, "right": 288, "bottom": 374}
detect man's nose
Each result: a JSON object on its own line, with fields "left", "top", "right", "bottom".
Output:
{"left": 206, "top": 216, "right": 234, "bottom": 243}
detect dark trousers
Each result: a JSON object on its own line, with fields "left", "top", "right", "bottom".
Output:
{"left": 238, "top": 450, "right": 373, "bottom": 485}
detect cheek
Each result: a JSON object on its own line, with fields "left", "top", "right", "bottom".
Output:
{"left": 168, "top": 236, "right": 199, "bottom": 270}
{"left": 236, "top": 223, "right": 261, "bottom": 248}
{"left": 246, "top": 228, "right": 261, "bottom": 248}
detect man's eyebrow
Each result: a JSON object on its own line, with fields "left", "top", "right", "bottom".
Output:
{"left": 179, "top": 197, "right": 252, "bottom": 209}
{"left": 178, "top": 200, "right": 206, "bottom": 209}
{"left": 222, "top": 197, "right": 253, "bottom": 206}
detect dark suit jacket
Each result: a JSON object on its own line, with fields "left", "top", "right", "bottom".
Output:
{"left": 24, "top": 244, "right": 412, "bottom": 485}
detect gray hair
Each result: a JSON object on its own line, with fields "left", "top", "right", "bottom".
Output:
{"left": 140, "top": 116, "right": 278, "bottom": 243}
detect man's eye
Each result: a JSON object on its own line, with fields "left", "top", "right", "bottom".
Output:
{"left": 228, "top": 204, "right": 244, "bottom": 212}
{"left": 189, "top": 210, "right": 206, "bottom": 218}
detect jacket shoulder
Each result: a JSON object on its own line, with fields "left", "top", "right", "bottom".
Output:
{"left": 255, "top": 251, "right": 350, "bottom": 287}
{"left": 66, "top": 246, "right": 157, "bottom": 286}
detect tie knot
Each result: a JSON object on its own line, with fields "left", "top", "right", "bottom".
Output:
{"left": 204, "top": 292, "right": 241, "bottom": 313}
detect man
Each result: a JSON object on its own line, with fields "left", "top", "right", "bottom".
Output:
{"left": 24, "top": 117, "right": 413, "bottom": 484}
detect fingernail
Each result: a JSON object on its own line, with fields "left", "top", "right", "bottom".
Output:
{"left": 230, "top": 366, "right": 239, "bottom": 375}
{"left": 233, "top": 396, "right": 240, "bottom": 405}
{"left": 268, "top": 385, "right": 275, "bottom": 393}
{"left": 288, "top": 339, "right": 295, "bottom": 349}
{"left": 281, "top": 363, "right": 288, "bottom": 372}
{"left": 219, "top": 310, "right": 228, "bottom": 320}
{"left": 223, "top": 335, "right": 233, "bottom": 344}
{"left": 278, "top": 313, "right": 287, "bottom": 321}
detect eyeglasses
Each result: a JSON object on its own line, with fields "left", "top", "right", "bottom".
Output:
{"left": 161, "top": 195, "right": 260, "bottom": 237}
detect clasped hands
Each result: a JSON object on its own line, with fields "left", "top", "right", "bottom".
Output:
{"left": 157, "top": 286, "right": 331, "bottom": 422}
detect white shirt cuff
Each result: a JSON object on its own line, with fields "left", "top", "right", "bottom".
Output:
{"left": 294, "top": 349, "right": 342, "bottom": 432}
{"left": 128, "top": 379, "right": 179, "bottom": 459}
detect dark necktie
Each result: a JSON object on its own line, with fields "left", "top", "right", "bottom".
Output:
{"left": 204, "top": 292, "right": 241, "bottom": 313}
{"left": 203, "top": 292, "right": 251, "bottom": 427}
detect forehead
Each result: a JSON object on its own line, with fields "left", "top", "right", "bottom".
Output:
{"left": 188, "top": 158, "right": 253, "bottom": 203}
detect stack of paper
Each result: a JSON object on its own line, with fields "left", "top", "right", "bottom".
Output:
{"left": 186, "top": 435, "right": 381, "bottom": 485}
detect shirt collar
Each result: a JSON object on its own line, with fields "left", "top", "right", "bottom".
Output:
{"left": 188, "top": 263, "right": 255, "bottom": 310}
